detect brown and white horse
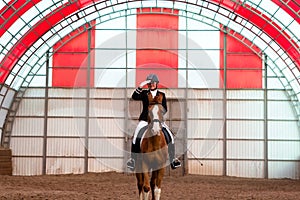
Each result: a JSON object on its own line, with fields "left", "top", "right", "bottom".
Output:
{"left": 135, "top": 103, "right": 168, "bottom": 200}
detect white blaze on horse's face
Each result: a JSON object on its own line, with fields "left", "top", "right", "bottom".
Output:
{"left": 151, "top": 105, "right": 161, "bottom": 135}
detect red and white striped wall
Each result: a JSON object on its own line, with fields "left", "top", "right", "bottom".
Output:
{"left": 0, "top": 1, "right": 298, "bottom": 86}
{"left": 52, "top": 8, "right": 262, "bottom": 89}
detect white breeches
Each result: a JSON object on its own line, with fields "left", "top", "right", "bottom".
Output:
{"left": 132, "top": 120, "right": 174, "bottom": 144}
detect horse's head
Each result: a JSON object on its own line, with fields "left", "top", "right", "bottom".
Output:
{"left": 148, "top": 104, "right": 165, "bottom": 136}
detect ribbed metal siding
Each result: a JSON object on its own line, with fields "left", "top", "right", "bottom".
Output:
{"left": 8, "top": 88, "right": 300, "bottom": 179}
{"left": 187, "top": 89, "right": 224, "bottom": 176}
{"left": 267, "top": 90, "right": 300, "bottom": 179}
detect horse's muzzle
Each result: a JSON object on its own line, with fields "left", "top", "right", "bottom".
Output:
{"left": 151, "top": 121, "right": 161, "bottom": 136}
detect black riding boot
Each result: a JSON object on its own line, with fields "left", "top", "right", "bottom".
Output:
{"left": 162, "top": 127, "right": 181, "bottom": 170}
{"left": 127, "top": 143, "right": 139, "bottom": 171}
{"left": 168, "top": 142, "right": 181, "bottom": 169}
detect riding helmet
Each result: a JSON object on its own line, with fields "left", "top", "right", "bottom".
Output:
{"left": 146, "top": 74, "right": 159, "bottom": 83}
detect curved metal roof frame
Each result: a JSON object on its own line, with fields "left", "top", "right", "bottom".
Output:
{"left": 0, "top": 0, "right": 298, "bottom": 84}
{"left": 0, "top": 1, "right": 299, "bottom": 114}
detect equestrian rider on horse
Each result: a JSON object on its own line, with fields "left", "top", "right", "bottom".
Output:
{"left": 127, "top": 73, "right": 181, "bottom": 171}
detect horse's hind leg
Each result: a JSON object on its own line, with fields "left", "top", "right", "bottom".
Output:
{"left": 136, "top": 173, "right": 144, "bottom": 200}
{"left": 143, "top": 171, "right": 151, "bottom": 200}
{"left": 150, "top": 171, "right": 158, "bottom": 200}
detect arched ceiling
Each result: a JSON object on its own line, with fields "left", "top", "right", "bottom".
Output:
{"left": 0, "top": 0, "right": 299, "bottom": 91}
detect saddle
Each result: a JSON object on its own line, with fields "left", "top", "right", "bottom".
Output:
{"left": 133, "top": 125, "right": 172, "bottom": 153}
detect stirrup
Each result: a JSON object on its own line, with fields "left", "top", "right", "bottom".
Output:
{"left": 127, "top": 158, "right": 135, "bottom": 171}
{"left": 170, "top": 158, "right": 181, "bottom": 170}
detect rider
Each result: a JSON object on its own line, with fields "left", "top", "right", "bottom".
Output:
{"left": 126, "top": 73, "right": 181, "bottom": 171}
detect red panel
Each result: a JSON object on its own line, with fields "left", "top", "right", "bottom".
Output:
{"left": 0, "top": 0, "right": 41, "bottom": 36}
{"left": 136, "top": 8, "right": 179, "bottom": 88}
{"left": 220, "top": 31, "right": 262, "bottom": 88}
{"left": 52, "top": 21, "right": 95, "bottom": 87}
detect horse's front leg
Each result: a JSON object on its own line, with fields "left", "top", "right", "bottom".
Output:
{"left": 150, "top": 170, "right": 158, "bottom": 200}
{"left": 142, "top": 164, "right": 151, "bottom": 200}
{"left": 136, "top": 173, "right": 144, "bottom": 200}
{"left": 154, "top": 168, "right": 165, "bottom": 200}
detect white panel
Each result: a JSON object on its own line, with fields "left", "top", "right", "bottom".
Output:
{"left": 11, "top": 138, "right": 43, "bottom": 156}
{"left": 164, "top": 88, "right": 186, "bottom": 99}
{"left": 48, "top": 99, "right": 86, "bottom": 116}
{"left": 126, "top": 13, "right": 137, "bottom": 29}
{"left": 24, "top": 88, "right": 45, "bottom": 97}
{"left": 185, "top": 50, "right": 220, "bottom": 88}
{"left": 17, "top": 99, "right": 45, "bottom": 116}
{"left": 188, "top": 89, "right": 223, "bottom": 99}
{"left": 46, "top": 158, "right": 84, "bottom": 174}
{"left": 188, "top": 100, "right": 223, "bottom": 118}
{"left": 12, "top": 158, "right": 43, "bottom": 176}
{"left": 0, "top": 2, "right": 5, "bottom": 10}
{"left": 89, "top": 138, "right": 124, "bottom": 158}
{"left": 13, "top": 117, "right": 44, "bottom": 136}
{"left": 188, "top": 30, "right": 219, "bottom": 49}
{"left": 268, "top": 141, "right": 300, "bottom": 160}
{"left": 90, "top": 88, "right": 125, "bottom": 98}
{"left": 188, "top": 119, "right": 223, "bottom": 139}
{"left": 227, "top": 100, "right": 264, "bottom": 119}
{"left": 96, "top": 30, "right": 126, "bottom": 48}
{"left": 0, "top": 109, "right": 8, "bottom": 131}
{"left": 268, "top": 101, "right": 296, "bottom": 120}
{"left": 268, "top": 161, "right": 300, "bottom": 179}
{"left": 268, "top": 121, "right": 299, "bottom": 140}
{"left": 48, "top": 88, "right": 86, "bottom": 98}
{"left": 268, "top": 90, "right": 290, "bottom": 100}
{"left": 2, "top": 88, "right": 16, "bottom": 108}
{"left": 188, "top": 160, "right": 223, "bottom": 176}
{"left": 48, "top": 118, "right": 85, "bottom": 137}
{"left": 227, "top": 161, "right": 264, "bottom": 178}
{"left": 89, "top": 118, "right": 124, "bottom": 137}
{"left": 88, "top": 158, "right": 123, "bottom": 172}
{"left": 47, "top": 138, "right": 85, "bottom": 157}
{"left": 90, "top": 99, "right": 124, "bottom": 117}
{"left": 96, "top": 17, "right": 125, "bottom": 36}
{"left": 227, "top": 141, "right": 264, "bottom": 159}
{"left": 227, "top": 90, "right": 263, "bottom": 100}
{"left": 227, "top": 120, "right": 264, "bottom": 139}
{"left": 187, "top": 140, "right": 223, "bottom": 158}
{"left": 95, "top": 68, "right": 128, "bottom": 87}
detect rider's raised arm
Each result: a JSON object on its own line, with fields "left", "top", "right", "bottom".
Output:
{"left": 132, "top": 80, "right": 150, "bottom": 100}
{"left": 132, "top": 87, "right": 143, "bottom": 100}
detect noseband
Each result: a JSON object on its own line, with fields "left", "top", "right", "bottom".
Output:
{"left": 152, "top": 119, "right": 161, "bottom": 123}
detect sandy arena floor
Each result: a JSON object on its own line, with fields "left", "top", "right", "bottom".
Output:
{"left": 0, "top": 171, "right": 299, "bottom": 199}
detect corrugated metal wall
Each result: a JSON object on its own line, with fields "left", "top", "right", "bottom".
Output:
{"left": 10, "top": 88, "right": 300, "bottom": 179}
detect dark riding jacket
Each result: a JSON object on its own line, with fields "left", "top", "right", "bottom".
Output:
{"left": 132, "top": 87, "right": 167, "bottom": 121}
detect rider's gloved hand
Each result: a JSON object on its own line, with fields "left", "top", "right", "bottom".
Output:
{"left": 139, "top": 80, "right": 151, "bottom": 88}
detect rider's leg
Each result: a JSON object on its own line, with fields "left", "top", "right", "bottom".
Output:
{"left": 127, "top": 142, "right": 139, "bottom": 171}
{"left": 161, "top": 123, "right": 181, "bottom": 169}
{"left": 127, "top": 120, "right": 148, "bottom": 171}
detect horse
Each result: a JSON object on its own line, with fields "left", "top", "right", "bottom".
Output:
{"left": 135, "top": 103, "right": 168, "bottom": 200}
